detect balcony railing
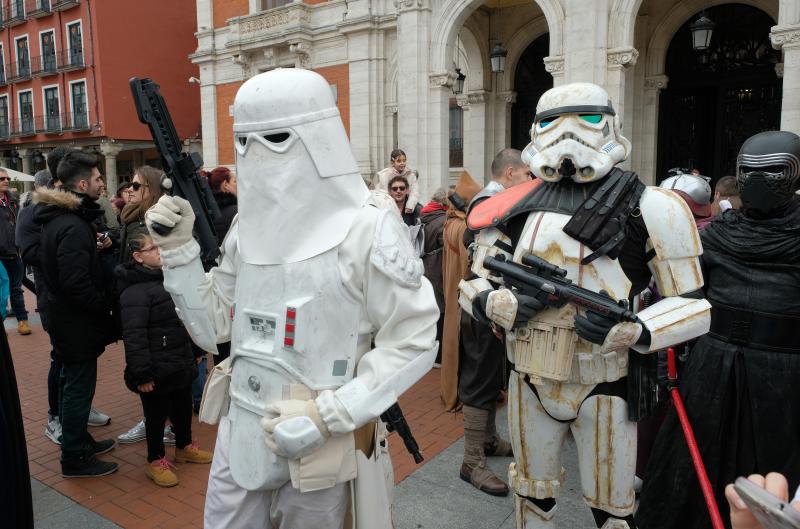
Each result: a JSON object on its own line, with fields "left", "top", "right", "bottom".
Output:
{"left": 52, "top": 0, "right": 77, "bottom": 10}
{"left": 57, "top": 48, "right": 84, "bottom": 71}
{"left": 30, "top": 53, "right": 57, "bottom": 76}
{"left": 26, "top": 0, "right": 50, "bottom": 17}
{"left": 7, "top": 60, "right": 31, "bottom": 82}
{"left": 5, "top": 0, "right": 25, "bottom": 26}
{"left": 6, "top": 112, "right": 88, "bottom": 136}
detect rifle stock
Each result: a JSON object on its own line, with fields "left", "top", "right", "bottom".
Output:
{"left": 129, "top": 77, "right": 221, "bottom": 263}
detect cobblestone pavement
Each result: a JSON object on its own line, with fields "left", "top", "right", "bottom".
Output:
{"left": 10, "top": 290, "right": 594, "bottom": 528}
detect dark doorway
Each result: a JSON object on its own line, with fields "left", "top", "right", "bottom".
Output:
{"left": 657, "top": 4, "right": 781, "bottom": 185}
{"left": 511, "top": 34, "right": 551, "bottom": 150}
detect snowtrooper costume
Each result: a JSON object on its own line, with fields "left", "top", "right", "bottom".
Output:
{"left": 459, "top": 83, "right": 711, "bottom": 529}
{"left": 145, "top": 68, "right": 439, "bottom": 528}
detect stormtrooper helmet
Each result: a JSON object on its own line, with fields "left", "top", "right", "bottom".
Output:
{"left": 232, "top": 68, "right": 368, "bottom": 265}
{"left": 521, "top": 83, "right": 631, "bottom": 183}
{"left": 660, "top": 172, "right": 713, "bottom": 218}
{"left": 736, "top": 131, "right": 800, "bottom": 218}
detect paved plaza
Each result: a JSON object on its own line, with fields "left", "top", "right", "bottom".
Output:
{"left": 9, "top": 290, "right": 594, "bottom": 529}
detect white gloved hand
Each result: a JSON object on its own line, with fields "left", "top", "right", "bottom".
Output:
{"left": 261, "top": 400, "right": 330, "bottom": 460}
{"left": 145, "top": 195, "right": 195, "bottom": 251}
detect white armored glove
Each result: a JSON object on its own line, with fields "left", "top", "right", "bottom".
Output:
{"left": 145, "top": 195, "right": 195, "bottom": 251}
{"left": 261, "top": 400, "right": 330, "bottom": 460}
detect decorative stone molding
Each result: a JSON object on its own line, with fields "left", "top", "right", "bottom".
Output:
{"left": 429, "top": 71, "right": 455, "bottom": 89}
{"left": 99, "top": 140, "right": 123, "bottom": 157}
{"left": 455, "top": 95, "right": 469, "bottom": 109}
{"left": 497, "top": 91, "right": 517, "bottom": 104}
{"left": 607, "top": 47, "right": 639, "bottom": 68}
{"left": 467, "top": 91, "right": 488, "bottom": 105}
{"left": 644, "top": 75, "right": 669, "bottom": 91}
{"left": 394, "top": 0, "right": 429, "bottom": 13}
{"left": 770, "top": 25, "right": 800, "bottom": 50}
{"left": 230, "top": 5, "right": 310, "bottom": 45}
{"left": 263, "top": 48, "right": 276, "bottom": 68}
{"left": 289, "top": 40, "right": 311, "bottom": 68}
{"left": 543, "top": 55, "right": 564, "bottom": 74}
{"left": 384, "top": 104, "right": 398, "bottom": 116}
{"left": 232, "top": 53, "right": 248, "bottom": 66}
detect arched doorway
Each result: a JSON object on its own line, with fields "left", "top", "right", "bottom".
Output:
{"left": 656, "top": 3, "right": 781, "bottom": 184}
{"left": 511, "top": 34, "right": 551, "bottom": 150}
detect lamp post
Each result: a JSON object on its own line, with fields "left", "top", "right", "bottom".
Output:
{"left": 689, "top": 13, "right": 715, "bottom": 51}
{"left": 490, "top": 42, "right": 508, "bottom": 73}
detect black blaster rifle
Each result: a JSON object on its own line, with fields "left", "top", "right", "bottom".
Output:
{"left": 483, "top": 254, "right": 638, "bottom": 323}
{"left": 381, "top": 402, "right": 424, "bottom": 464}
{"left": 129, "top": 77, "right": 221, "bottom": 263}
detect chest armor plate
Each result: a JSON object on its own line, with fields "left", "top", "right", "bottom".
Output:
{"left": 227, "top": 248, "right": 364, "bottom": 491}
{"left": 511, "top": 211, "right": 632, "bottom": 385}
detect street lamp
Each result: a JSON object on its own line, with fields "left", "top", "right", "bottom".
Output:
{"left": 490, "top": 42, "right": 508, "bottom": 73}
{"left": 453, "top": 68, "right": 466, "bottom": 95}
{"left": 689, "top": 13, "right": 715, "bottom": 51}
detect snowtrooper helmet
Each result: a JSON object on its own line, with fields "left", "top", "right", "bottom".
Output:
{"left": 736, "top": 131, "right": 800, "bottom": 218}
{"left": 232, "top": 68, "right": 368, "bottom": 264}
{"left": 522, "top": 83, "right": 631, "bottom": 183}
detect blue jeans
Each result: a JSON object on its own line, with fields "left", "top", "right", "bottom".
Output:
{"left": 191, "top": 355, "right": 208, "bottom": 408}
{"left": 1, "top": 257, "right": 27, "bottom": 321}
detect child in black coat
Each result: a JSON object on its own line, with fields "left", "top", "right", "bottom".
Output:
{"left": 117, "top": 233, "right": 212, "bottom": 487}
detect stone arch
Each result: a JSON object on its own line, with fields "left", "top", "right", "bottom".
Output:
{"left": 429, "top": 0, "right": 563, "bottom": 75}
{"left": 645, "top": 0, "right": 778, "bottom": 77}
{"left": 502, "top": 15, "right": 550, "bottom": 92}
{"left": 608, "top": 0, "right": 645, "bottom": 50}
{"left": 458, "top": 21, "right": 489, "bottom": 92}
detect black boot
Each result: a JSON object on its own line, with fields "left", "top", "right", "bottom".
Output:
{"left": 61, "top": 455, "right": 118, "bottom": 478}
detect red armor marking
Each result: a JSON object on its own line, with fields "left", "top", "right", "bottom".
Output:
{"left": 467, "top": 179, "right": 542, "bottom": 230}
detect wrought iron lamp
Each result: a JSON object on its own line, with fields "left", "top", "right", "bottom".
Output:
{"left": 453, "top": 68, "right": 466, "bottom": 95}
{"left": 490, "top": 42, "right": 508, "bottom": 73}
{"left": 689, "top": 12, "right": 715, "bottom": 51}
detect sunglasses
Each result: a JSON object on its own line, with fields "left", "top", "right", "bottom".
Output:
{"left": 0, "top": 177, "right": 10, "bottom": 182}
{"left": 129, "top": 182, "right": 147, "bottom": 191}
{"left": 390, "top": 186, "right": 407, "bottom": 192}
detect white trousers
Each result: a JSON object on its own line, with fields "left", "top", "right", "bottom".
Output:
{"left": 204, "top": 417, "right": 350, "bottom": 529}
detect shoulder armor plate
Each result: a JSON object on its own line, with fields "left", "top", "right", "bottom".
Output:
{"left": 467, "top": 179, "right": 542, "bottom": 230}
{"left": 370, "top": 208, "right": 424, "bottom": 288}
{"left": 639, "top": 187, "right": 703, "bottom": 259}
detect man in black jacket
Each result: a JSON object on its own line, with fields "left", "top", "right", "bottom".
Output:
{"left": 34, "top": 151, "right": 118, "bottom": 478}
{"left": 0, "top": 168, "right": 31, "bottom": 335}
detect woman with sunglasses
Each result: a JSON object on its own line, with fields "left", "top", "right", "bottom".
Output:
{"left": 118, "top": 167, "right": 165, "bottom": 265}
{"left": 374, "top": 149, "right": 420, "bottom": 214}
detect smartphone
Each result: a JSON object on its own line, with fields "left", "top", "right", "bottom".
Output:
{"left": 734, "top": 477, "right": 800, "bottom": 529}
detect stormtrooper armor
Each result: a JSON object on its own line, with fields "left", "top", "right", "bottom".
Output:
{"left": 148, "top": 68, "right": 439, "bottom": 528}
{"left": 460, "top": 83, "right": 711, "bottom": 529}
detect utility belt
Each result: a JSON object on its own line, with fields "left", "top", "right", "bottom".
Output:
{"left": 709, "top": 303, "right": 800, "bottom": 353}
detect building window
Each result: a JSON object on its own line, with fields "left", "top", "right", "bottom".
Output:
{"left": 41, "top": 31, "right": 56, "bottom": 72}
{"left": 18, "top": 91, "right": 33, "bottom": 134}
{"left": 0, "top": 45, "right": 5, "bottom": 84}
{"left": 16, "top": 37, "right": 29, "bottom": 77}
{"left": 70, "top": 81, "right": 87, "bottom": 128}
{"left": 449, "top": 99, "right": 464, "bottom": 168}
{"left": 11, "top": 0, "right": 24, "bottom": 18}
{"left": 66, "top": 21, "right": 83, "bottom": 66}
{"left": 0, "top": 97, "right": 8, "bottom": 138}
{"left": 44, "top": 86, "right": 59, "bottom": 131}
{"left": 260, "top": 0, "right": 289, "bottom": 10}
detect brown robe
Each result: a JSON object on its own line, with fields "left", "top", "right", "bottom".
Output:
{"left": 440, "top": 208, "right": 470, "bottom": 410}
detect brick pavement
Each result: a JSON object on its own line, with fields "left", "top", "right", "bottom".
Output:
{"left": 10, "top": 289, "right": 465, "bottom": 528}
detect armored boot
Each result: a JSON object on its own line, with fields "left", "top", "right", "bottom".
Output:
{"left": 515, "top": 496, "right": 556, "bottom": 529}
{"left": 484, "top": 405, "right": 513, "bottom": 457}
{"left": 459, "top": 405, "right": 509, "bottom": 496}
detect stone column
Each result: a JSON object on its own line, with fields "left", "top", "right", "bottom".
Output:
{"left": 100, "top": 141, "right": 123, "bottom": 194}
{"left": 18, "top": 148, "right": 33, "bottom": 192}
{"left": 639, "top": 75, "right": 668, "bottom": 185}
{"left": 462, "top": 91, "right": 489, "bottom": 180}
{"left": 771, "top": 25, "right": 800, "bottom": 134}
{"left": 562, "top": 0, "right": 610, "bottom": 84}
{"left": 428, "top": 72, "right": 454, "bottom": 194}
{"left": 606, "top": 47, "right": 638, "bottom": 170}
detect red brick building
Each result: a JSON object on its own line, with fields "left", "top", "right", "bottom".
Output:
{"left": 0, "top": 0, "right": 200, "bottom": 192}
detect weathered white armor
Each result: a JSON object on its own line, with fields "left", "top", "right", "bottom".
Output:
{"left": 459, "top": 82, "right": 711, "bottom": 529}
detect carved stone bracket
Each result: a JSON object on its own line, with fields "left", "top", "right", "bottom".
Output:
{"left": 644, "top": 75, "right": 669, "bottom": 91}
{"left": 543, "top": 55, "right": 564, "bottom": 75}
{"left": 385, "top": 104, "right": 398, "bottom": 116}
{"left": 607, "top": 47, "right": 639, "bottom": 68}
{"left": 289, "top": 40, "right": 311, "bottom": 68}
{"left": 497, "top": 91, "right": 517, "bottom": 104}
{"left": 455, "top": 95, "right": 469, "bottom": 109}
{"left": 429, "top": 71, "right": 455, "bottom": 89}
{"left": 770, "top": 25, "right": 800, "bottom": 50}
{"left": 467, "top": 90, "right": 488, "bottom": 105}
{"left": 394, "top": 0, "right": 430, "bottom": 13}
{"left": 263, "top": 48, "right": 276, "bottom": 68}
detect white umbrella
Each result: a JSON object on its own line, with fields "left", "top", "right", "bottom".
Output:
{"left": 0, "top": 167, "right": 35, "bottom": 182}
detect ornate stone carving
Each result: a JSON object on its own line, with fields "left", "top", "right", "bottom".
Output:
{"left": 543, "top": 55, "right": 564, "bottom": 74}
{"left": 234, "top": 5, "right": 310, "bottom": 44}
{"left": 607, "top": 47, "right": 639, "bottom": 68}
{"left": 394, "top": 0, "right": 429, "bottom": 12}
{"left": 455, "top": 95, "right": 469, "bottom": 109}
{"left": 644, "top": 75, "right": 669, "bottom": 91}
{"left": 289, "top": 41, "right": 311, "bottom": 68}
{"left": 429, "top": 71, "right": 455, "bottom": 89}
{"left": 467, "top": 91, "right": 488, "bottom": 105}
{"left": 497, "top": 91, "right": 517, "bottom": 104}
{"left": 385, "top": 104, "right": 398, "bottom": 116}
{"left": 263, "top": 48, "right": 276, "bottom": 68}
{"left": 770, "top": 25, "right": 800, "bottom": 49}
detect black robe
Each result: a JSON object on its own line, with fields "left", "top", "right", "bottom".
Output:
{"left": 0, "top": 328, "right": 33, "bottom": 529}
{"left": 636, "top": 202, "right": 800, "bottom": 529}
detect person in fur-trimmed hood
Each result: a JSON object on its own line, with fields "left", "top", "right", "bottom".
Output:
{"left": 33, "top": 151, "right": 119, "bottom": 479}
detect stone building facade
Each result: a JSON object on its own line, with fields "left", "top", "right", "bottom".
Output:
{"left": 194, "top": 0, "right": 799, "bottom": 198}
